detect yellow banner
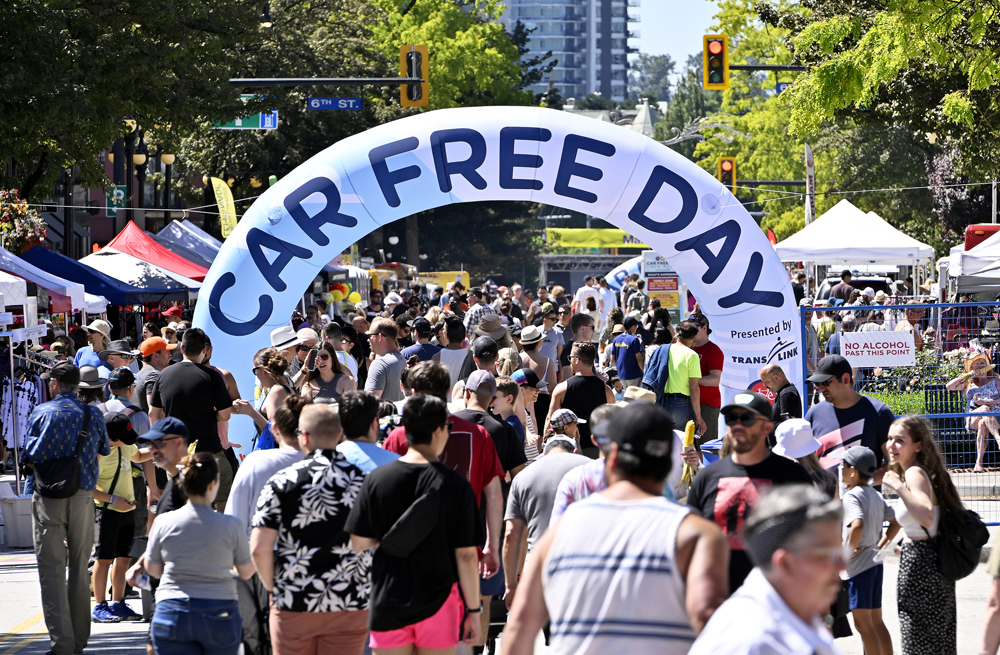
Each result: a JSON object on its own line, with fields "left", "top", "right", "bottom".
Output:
{"left": 546, "top": 228, "right": 648, "bottom": 249}
{"left": 210, "top": 177, "right": 238, "bottom": 238}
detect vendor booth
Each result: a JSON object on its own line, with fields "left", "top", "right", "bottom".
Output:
{"left": 80, "top": 248, "right": 201, "bottom": 300}
{"left": 107, "top": 221, "right": 209, "bottom": 282}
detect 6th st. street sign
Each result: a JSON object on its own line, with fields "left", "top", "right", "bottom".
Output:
{"left": 308, "top": 98, "right": 363, "bottom": 110}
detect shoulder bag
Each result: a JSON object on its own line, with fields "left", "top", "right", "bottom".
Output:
{"left": 34, "top": 402, "right": 92, "bottom": 499}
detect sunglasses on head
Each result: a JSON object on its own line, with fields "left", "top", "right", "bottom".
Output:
{"left": 725, "top": 412, "right": 758, "bottom": 427}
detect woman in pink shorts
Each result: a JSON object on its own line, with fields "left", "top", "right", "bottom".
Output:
{"left": 346, "top": 394, "right": 484, "bottom": 654}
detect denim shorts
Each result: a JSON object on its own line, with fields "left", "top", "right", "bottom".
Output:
{"left": 151, "top": 597, "right": 242, "bottom": 655}
{"left": 848, "top": 563, "right": 883, "bottom": 610}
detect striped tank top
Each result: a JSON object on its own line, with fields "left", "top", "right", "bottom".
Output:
{"left": 542, "top": 494, "right": 695, "bottom": 655}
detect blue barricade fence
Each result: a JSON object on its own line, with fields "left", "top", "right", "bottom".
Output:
{"left": 799, "top": 300, "right": 1000, "bottom": 524}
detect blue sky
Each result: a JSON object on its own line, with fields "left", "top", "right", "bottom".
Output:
{"left": 638, "top": 0, "right": 719, "bottom": 75}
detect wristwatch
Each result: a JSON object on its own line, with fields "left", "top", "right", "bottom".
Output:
{"left": 466, "top": 602, "right": 483, "bottom": 613}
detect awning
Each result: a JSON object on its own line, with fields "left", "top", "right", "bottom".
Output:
{"left": 0, "top": 246, "right": 87, "bottom": 311}
{"left": 79, "top": 248, "right": 201, "bottom": 301}
{"left": 107, "top": 221, "right": 208, "bottom": 282}
{"left": 21, "top": 245, "right": 159, "bottom": 305}
{"left": 158, "top": 220, "right": 221, "bottom": 262}
{"left": 0, "top": 270, "right": 29, "bottom": 306}
{"left": 149, "top": 233, "right": 215, "bottom": 269}
{"left": 86, "top": 293, "right": 108, "bottom": 314}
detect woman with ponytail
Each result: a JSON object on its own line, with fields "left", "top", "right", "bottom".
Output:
{"left": 883, "top": 416, "right": 964, "bottom": 654}
{"left": 143, "top": 452, "right": 256, "bottom": 655}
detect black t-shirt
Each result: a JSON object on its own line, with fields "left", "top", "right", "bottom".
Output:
{"left": 150, "top": 361, "right": 231, "bottom": 453}
{"left": 768, "top": 383, "right": 803, "bottom": 448}
{"left": 453, "top": 409, "right": 526, "bottom": 477}
{"left": 345, "top": 460, "right": 481, "bottom": 631}
{"left": 156, "top": 475, "right": 187, "bottom": 516}
{"left": 561, "top": 375, "right": 610, "bottom": 450}
{"left": 686, "top": 453, "right": 812, "bottom": 593}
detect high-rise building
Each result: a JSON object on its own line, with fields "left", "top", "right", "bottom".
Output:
{"left": 500, "top": 0, "right": 639, "bottom": 103}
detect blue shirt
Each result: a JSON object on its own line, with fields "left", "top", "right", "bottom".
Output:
{"left": 612, "top": 333, "right": 643, "bottom": 380}
{"left": 23, "top": 393, "right": 111, "bottom": 491}
{"left": 74, "top": 345, "right": 102, "bottom": 370}
{"left": 336, "top": 440, "right": 401, "bottom": 473}
{"left": 401, "top": 342, "right": 442, "bottom": 363}
{"left": 505, "top": 414, "right": 525, "bottom": 445}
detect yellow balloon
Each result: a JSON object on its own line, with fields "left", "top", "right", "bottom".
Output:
{"left": 348, "top": 292, "right": 362, "bottom": 304}
{"left": 332, "top": 290, "right": 345, "bottom": 302}
{"left": 322, "top": 292, "right": 334, "bottom": 304}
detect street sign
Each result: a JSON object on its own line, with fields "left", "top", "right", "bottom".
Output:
{"left": 214, "top": 95, "right": 279, "bottom": 130}
{"left": 776, "top": 82, "right": 792, "bottom": 93}
{"left": 308, "top": 97, "right": 363, "bottom": 111}
{"left": 106, "top": 185, "right": 126, "bottom": 217}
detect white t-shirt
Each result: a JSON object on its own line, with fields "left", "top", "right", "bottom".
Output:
{"left": 224, "top": 448, "right": 305, "bottom": 537}
{"left": 336, "top": 349, "right": 359, "bottom": 378}
{"left": 574, "top": 285, "right": 602, "bottom": 312}
{"left": 598, "top": 286, "right": 617, "bottom": 321}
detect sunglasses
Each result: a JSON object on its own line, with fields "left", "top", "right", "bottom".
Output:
{"left": 317, "top": 354, "right": 331, "bottom": 361}
{"left": 724, "top": 412, "right": 758, "bottom": 427}
{"left": 815, "top": 378, "right": 835, "bottom": 388}
{"left": 296, "top": 345, "right": 311, "bottom": 352}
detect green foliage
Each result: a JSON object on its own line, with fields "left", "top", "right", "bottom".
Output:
{"left": 370, "top": 0, "right": 535, "bottom": 109}
{"left": 0, "top": 0, "right": 268, "bottom": 201}
{"left": 628, "top": 53, "right": 675, "bottom": 102}
{"left": 538, "top": 80, "right": 566, "bottom": 111}
{"left": 655, "top": 55, "right": 723, "bottom": 161}
{"left": 869, "top": 391, "right": 925, "bottom": 417}
{"left": 574, "top": 94, "right": 618, "bottom": 110}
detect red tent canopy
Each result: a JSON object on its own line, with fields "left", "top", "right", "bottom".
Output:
{"left": 107, "top": 221, "right": 208, "bottom": 282}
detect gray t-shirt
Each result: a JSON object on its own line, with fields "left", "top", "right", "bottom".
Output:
{"left": 843, "top": 484, "right": 896, "bottom": 578}
{"left": 539, "top": 328, "right": 563, "bottom": 364}
{"left": 224, "top": 448, "right": 305, "bottom": 537}
{"left": 132, "top": 364, "right": 160, "bottom": 414}
{"left": 504, "top": 452, "right": 590, "bottom": 550}
{"left": 365, "top": 351, "right": 406, "bottom": 402}
{"left": 146, "top": 503, "right": 252, "bottom": 601}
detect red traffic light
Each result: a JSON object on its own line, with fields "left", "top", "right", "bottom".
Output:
{"left": 721, "top": 160, "right": 733, "bottom": 172}
{"left": 708, "top": 40, "right": 723, "bottom": 55}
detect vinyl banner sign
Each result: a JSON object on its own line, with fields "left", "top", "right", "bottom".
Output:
{"left": 842, "top": 332, "right": 916, "bottom": 367}
{"left": 193, "top": 106, "right": 801, "bottom": 406}
{"left": 546, "top": 228, "right": 649, "bottom": 249}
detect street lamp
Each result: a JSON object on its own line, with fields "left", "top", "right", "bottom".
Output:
{"left": 161, "top": 153, "right": 175, "bottom": 224}
{"left": 122, "top": 119, "right": 139, "bottom": 233}
{"left": 260, "top": 3, "right": 273, "bottom": 28}
{"left": 134, "top": 136, "right": 149, "bottom": 229}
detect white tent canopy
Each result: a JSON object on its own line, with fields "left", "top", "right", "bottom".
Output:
{"left": 774, "top": 200, "right": 935, "bottom": 265}
{"left": 85, "top": 293, "right": 108, "bottom": 314}
{"left": 0, "top": 270, "right": 29, "bottom": 307}
{"left": 80, "top": 248, "right": 201, "bottom": 300}
{"left": 944, "top": 228, "right": 1000, "bottom": 293}
{"left": 0, "top": 245, "right": 89, "bottom": 311}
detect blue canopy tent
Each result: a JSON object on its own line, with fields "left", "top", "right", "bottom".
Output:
{"left": 149, "top": 233, "right": 215, "bottom": 269}
{"left": 20, "top": 245, "right": 182, "bottom": 304}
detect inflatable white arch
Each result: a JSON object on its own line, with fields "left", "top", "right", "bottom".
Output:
{"left": 193, "top": 106, "right": 802, "bottom": 418}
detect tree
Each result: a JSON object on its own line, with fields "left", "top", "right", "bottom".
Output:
{"left": 0, "top": 0, "right": 267, "bottom": 200}
{"left": 538, "top": 79, "right": 566, "bottom": 111}
{"left": 628, "top": 53, "right": 675, "bottom": 102}
{"left": 656, "top": 55, "right": 723, "bottom": 160}
{"left": 574, "top": 93, "right": 617, "bottom": 110}
{"left": 765, "top": 0, "right": 1000, "bottom": 179}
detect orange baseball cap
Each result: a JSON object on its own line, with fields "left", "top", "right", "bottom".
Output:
{"left": 140, "top": 336, "right": 178, "bottom": 357}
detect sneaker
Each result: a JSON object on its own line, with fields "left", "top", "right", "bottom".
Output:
{"left": 91, "top": 601, "right": 121, "bottom": 623}
{"left": 110, "top": 600, "right": 142, "bottom": 621}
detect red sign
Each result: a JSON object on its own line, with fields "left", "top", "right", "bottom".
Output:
{"left": 647, "top": 277, "right": 678, "bottom": 292}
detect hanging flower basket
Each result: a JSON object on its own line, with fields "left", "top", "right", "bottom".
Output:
{"left": 0, "top": 189, "right": 48, "bottom": 255}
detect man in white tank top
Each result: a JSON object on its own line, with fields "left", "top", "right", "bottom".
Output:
{"left": 501, "top": 403, "right": 728, "bottom": 655}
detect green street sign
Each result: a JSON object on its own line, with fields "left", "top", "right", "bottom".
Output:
{"left": 106, "top": 185, "right": 126, "bottom": 217}
{"left": 214, "top": 95, "right": 279, "bottom": 130}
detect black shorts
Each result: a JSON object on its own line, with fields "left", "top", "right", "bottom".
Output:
{"left": 96, "top": 508, "right": 135, "bottom": 560}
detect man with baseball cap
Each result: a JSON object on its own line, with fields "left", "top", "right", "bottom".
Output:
{"left": 503, "top": 402, "right": 728, "bottom": 655}
{"left": 457, "top": 335, "right": 500, "bottom": 383}
{"left": 805, "top": 354, "right": 894, "bottom": 479}
{"left": 402, "top": 317, "right": 442, "bottom": 362}
{"left": 24, "top": 361, "right": 112, "bottom": 655}
{"left": 686, "top": 391, "right": 812, "bottom": 593}
{"left": 133, "top": 337, "right": 176, "bottom": 415}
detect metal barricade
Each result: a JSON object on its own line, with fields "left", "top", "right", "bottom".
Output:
{"left": 800, "top": 300, "right": 1000, "bottom": 524}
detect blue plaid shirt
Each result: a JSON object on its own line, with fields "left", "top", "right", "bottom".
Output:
{"left": 23, "top": 393, "right": 111, "bottom": 491}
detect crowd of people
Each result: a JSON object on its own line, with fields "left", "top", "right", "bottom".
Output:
{"left": 13, "top": 272, "right": 996, "bottom": 655}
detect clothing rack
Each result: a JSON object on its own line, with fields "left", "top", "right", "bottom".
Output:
{"left": 6, "top": 348, "right": 54, "bottom": 493}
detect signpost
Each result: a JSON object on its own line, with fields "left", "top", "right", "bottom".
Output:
{"left": 642, "top": 250, "right": 686, "bottom": 324}
{"left": 106, "top": 185, "right": 126, "bottom": 217}
{"left": 308, "top": 97, "right": 363, "bottom": 111}
{"left": 776, "top": 82, "right": 792, "bottom": 93}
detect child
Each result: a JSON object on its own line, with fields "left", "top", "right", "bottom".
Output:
{"left": 547, "top": 409, "right": 585, "bottom": 448}
{"left": 495, "top": 376, "right": 524, "bottom": 446}
{"left": 836, "top": 446, "right": 901, "bottom": 655}
{"left": 92, "top": 412, "right": 154, "bottom": 623}
{"left": 607, "top": 371, "right": 625, "bottom": 402}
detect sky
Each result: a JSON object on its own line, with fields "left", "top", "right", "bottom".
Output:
{"left": 638, "top": 0, "right": 719, "bottom": 76}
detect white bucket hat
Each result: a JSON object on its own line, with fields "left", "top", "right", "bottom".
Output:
{"left": 773, "top": 418, "right": 822, "bottom": 459}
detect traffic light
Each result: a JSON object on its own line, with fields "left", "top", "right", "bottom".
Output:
{"left": 400, "top": 45, "right": 429, "bottom": 107}
{"left": 718, "top": 157, "right": 736, "bottom": 195}
{"left": 703, "top": 35, "right": 729, "bottom": 90}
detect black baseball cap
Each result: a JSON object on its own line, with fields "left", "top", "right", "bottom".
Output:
{"left": 41, "top": 362, "right": 80, "bottom": 386}
{"left": 623, "top": 316, "right": 640, "bottom": 331}
{"left": 807, "top": 354, "right": 853, "bottom": 383}
{"left": 472, "top": 337, "right": 498, "bottom": 359}
{"left": 104, "top": 411, "right": 138, "bottom": 446}
{"left": 720, "top": 391, "right": 772, "bottom": 418}
{"left": 591, "top": 402, "right": 673, "bottom": 460}
{"left": 408, "top": 317, "right": 432, "bottom": 337}
{"left": 689, "top": 313, "right": 712, "bottom": 335}
{"left": 107, "top": 368, "right": 136, "bottom": 389}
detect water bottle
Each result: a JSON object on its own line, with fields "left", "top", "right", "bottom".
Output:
{"left": 135, "top": 573, "right": 152, "bottom": 591}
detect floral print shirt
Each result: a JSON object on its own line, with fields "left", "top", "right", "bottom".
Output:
{"left": 252, "top": 448, "right": 371, "bottom": 612}
{"left": 966, "top": 378, "right": 1000, "bottom": 413}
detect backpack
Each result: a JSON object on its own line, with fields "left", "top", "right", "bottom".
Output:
{"left": 928, "top": 506, "right": 989, "bottom": 581}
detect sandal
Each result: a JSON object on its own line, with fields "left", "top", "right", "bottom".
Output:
{"left": 974, "top": 465, "right": 986, "bottom": 473}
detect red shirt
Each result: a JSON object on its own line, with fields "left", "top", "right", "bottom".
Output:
{"left": 691, "top": 341, "right": 724, "bottom": 408}
{"left": 382, "top": 415, "right": 504, "bottom": 506}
